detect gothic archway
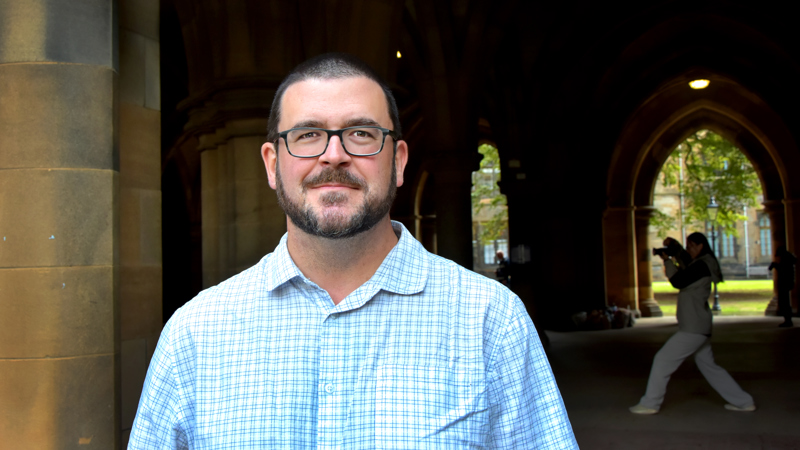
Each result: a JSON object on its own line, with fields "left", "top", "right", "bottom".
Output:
{"left": 604, "top": 75, "right": 799, "bottom": 315}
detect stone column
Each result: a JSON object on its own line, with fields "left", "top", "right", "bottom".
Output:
{"left": 763, "top": 200, "right": 785, "bottom": 316}
{"left": 635, "top": 207, "right": 662, "bottom": 317}
{"left": 200, "top": 118, "right": 287, "bottom": 288}
{"left": 503, "top": 174, "right": 545, "bottom": 334}
{"left": 0, "top": 1, "right": 118, "bottom": 448}
{"left": 432, "top": 156, "right": 475, "bottom": 269}
{"left": 783, "top": 198, "right": 800, "bottom": 316}
{"left": 117, "top": 0, "right": 162, "bottom": 446}
{"left": 603, "top": 207, "right": 639, "bottom": 312}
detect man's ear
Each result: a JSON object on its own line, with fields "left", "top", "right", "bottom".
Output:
{"left": 262, "top": 141, "right": 278, "bottom": 190}
{"left": 394, "top": 140, "right": 409, "bottom": 188}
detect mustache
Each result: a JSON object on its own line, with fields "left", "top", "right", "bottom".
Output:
{"left": 302, "top": 168, "right": 367, "bottom": 190}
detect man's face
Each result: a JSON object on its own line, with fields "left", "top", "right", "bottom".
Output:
{"left": 261, "top": 76, "right": 408, "bottom": 239}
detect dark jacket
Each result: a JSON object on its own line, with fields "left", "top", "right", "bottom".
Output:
{"left": 769, "top": 251, "right": 797, "bottom": 292}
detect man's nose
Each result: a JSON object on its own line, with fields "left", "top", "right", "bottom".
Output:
{"left": 319, "top": 135, "right": 352, "bottom": 165}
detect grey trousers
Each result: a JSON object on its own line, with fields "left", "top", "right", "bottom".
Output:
{"left": 640, "top": 331, "right": 754, "bottom": 409}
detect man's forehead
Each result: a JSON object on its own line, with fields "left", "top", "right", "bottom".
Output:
{"left": 280, "top": 76, "right": 390, "bottom": 127}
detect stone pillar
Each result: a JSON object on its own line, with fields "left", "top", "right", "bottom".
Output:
{"left": 763, "top": 200, "right": 785, "bottom": 316}
{"left": 117, "top": 0, "right": 162, "bottom": 447}
{"left": 432, "top": 156, "right": 475, "bottom": 269}
{"left": 635, "top": 207, "right": 662, "bottom": 317}
{"left": 0, "top": 1, "right": 119, "bottom": 448}
{"left": 201, "top": 119, "right": 287, "bottom": 288}
{"left": 603, "top": 207, "right": 639, "bottom": 312}
{"left": 783, "top": 198, "right": 800, "bottom": 316}
{"left": 503, "top": 175, "right": 545, "bottom": 333}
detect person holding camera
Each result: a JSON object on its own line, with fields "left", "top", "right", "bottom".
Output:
{"left": 629, "top": 233, "right": 756, "bottom": 414}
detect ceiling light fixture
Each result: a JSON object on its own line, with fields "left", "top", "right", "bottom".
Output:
{"left": 689, "top": 79, "right": 710, "bottom": 89}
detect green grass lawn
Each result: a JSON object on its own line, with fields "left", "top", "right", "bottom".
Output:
{"left": 652, "top": 279, "right": 773, "bottom": 316}
{"left": 655, "top": 299, "right": 770, "bottom": 316}
{"left": 652, "top": 279, "right": 773, "bottom": 294}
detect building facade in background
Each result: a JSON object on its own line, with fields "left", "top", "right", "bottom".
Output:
{"left": 651, "top": 181, "right": 772, "bottom": 281}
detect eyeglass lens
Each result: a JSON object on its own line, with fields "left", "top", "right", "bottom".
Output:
{"left": 285, "top": 127, "right": 385, "bottom": 156}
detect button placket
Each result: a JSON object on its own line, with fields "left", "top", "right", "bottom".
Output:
{"left": 317, "top": 310, "right": 345, "bottom": 448}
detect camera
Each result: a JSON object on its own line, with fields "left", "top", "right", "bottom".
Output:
{"left": 653, "top": 238, "right": 693, "bottom": 267}
{"left": 652, "top": 240, "right": 682, "bottom": 258}
{"left": 652, "top": 247, "right": 674, "bottom": 258}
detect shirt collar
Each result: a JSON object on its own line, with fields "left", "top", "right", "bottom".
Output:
{"left": 262, "top": 232, "right": 305, "bottom": 291}
{"left": 261, "top": 221, "right": 429, "bottom": 295}
{"left": 367, "top": 221, "right": 428, "bottom": 295}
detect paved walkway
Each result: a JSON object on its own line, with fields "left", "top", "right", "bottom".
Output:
{"left": 545, "top": 316, "right": 800, "bottom": 449}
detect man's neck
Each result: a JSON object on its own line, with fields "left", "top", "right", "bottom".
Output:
{"left": 285, "top": 217, "right": 399, "bottom": 305}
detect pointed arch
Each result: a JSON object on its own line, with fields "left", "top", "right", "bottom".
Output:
{"left": 604, "top": 75, "right": 799, "bottom": 314}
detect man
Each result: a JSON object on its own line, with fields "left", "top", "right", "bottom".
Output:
{"left": 129, "top": 53, "right": 577, "bottom": 449}
{"left": 769, "top": 245, "right": 796, "bottom": 327}
{"left": 495, "top": 250, "right": 510, "bottom": 286}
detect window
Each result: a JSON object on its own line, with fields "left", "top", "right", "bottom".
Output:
{"left": 705, "top": 223, "right": 735, "bottom": 258}
{"left": 484, "top": 239, "right": 509, "bottom": 265}
{"left": 719, "top": 233, "right": 736, "bottom": 258}
{"left": 759, "top": 215, "right": 772, "bottom": 257}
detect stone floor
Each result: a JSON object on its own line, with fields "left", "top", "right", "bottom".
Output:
{"left": 545, "top": 316, "right": 800, "bottom": 450}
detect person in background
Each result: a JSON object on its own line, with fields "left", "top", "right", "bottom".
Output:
{"left": 495, "top": 250, "right": 510, "bottom": 286}
{"left": 629, "top": 232, "right": 756, "bottom": 414}
{"left": 769, "top": 245, "right": 796, "bottom": 328}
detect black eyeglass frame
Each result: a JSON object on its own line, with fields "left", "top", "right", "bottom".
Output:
{"left": 276, "top": 126, "right": 400, "bottom": 158}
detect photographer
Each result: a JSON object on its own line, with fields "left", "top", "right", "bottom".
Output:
{"left": 629, "top": 232, "right": 756, "bottom": 414}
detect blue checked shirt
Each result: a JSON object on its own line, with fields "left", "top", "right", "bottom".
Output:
{"left": 129, "top": 222, "right": 578, "bottom": 449}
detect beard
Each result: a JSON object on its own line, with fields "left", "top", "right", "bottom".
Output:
{"left": 275, "top": 160, "right": 397, "bottom": 239}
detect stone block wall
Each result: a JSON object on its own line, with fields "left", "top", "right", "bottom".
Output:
{"left": 0, "top": 1, "right": 120, "bottom": 448}
{"left": 117, "top": 0, "right": 162, "bottom": 446}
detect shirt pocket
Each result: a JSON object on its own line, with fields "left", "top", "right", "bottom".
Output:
{"left": 375, "top": 364, "right": 487, "bottom": 449}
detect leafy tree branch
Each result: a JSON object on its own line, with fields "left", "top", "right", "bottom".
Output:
{"left": 652, "top": 130, "right": 761, "bottom": 237}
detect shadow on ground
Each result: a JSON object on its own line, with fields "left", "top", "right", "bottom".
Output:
{"left": 546, "top": 316, "right": 800, "bottom": 450}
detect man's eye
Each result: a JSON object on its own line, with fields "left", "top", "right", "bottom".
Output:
{"left": 350, "top": 129, "right": 376, "bottom": 139}
{"left": 297, "top": 132, "right": 317, "bottom": 140}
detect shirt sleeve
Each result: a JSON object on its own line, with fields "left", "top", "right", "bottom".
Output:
{"left": 668, "top": 259, "right": 711, "bottom": 289}
{"left": 486, "top": 298, "right": 579, "bottom": 449}
{"left": 128, "top": 320, "right": 190, "bottom": 450}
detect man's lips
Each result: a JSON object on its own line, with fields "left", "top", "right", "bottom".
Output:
{"left": 308, "top": 183, "right": 359, "bottom": 189}
{"left": 302, "top": 168, "right": 366, "bottom": 191}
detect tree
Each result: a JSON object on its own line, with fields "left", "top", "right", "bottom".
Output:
{"left": 653, "top": 130, "right": 762, "bottom": 237}
{"left": 471, "top": 143, "right": 508, "bottom": 244}
{"left": 649, "top": 209, "right": 676, "bottom": 240}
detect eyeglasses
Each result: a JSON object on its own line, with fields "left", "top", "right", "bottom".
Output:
{"left": 277, "top": 126, "right": 399, "bottom": 158}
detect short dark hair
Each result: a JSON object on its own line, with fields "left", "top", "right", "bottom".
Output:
{"left": 267, "top": 53, "right": 402, "bottom": 143}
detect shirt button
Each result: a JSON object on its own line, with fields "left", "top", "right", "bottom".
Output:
{"left": 324, "top": 383, "right": 335, "bottom": 394}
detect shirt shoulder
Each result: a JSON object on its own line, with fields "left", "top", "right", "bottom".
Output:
{"left": 418, "top": 246, "right": 532, "bottom": 358}
{"left": 167, "top": 251, "right": 279, "bottom": 332}
{"left": 391, "top": 227, "right": 519, "bottom": 315}
{"left": 385, "top": 222, "right": 530, "bottom": 358}
{"left": 425, "top": 251, "right": 515, "bottom": 302}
